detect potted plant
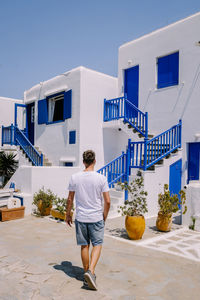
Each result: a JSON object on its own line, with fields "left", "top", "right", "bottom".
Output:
{"left": 156, "top": 184, "right": 187, "bottom": 232}
{"left": 118, "top": 173, "right": 148, "bottom": 240}
{"left": 51, "top": 197, "right": 73, "bottom": 221}
{"left": 33, "top": 187, "right": 56, "bottom": 216}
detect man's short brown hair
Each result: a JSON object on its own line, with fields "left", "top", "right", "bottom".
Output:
{"left": 83, "top": 150, "right": 96, "bottom": 166}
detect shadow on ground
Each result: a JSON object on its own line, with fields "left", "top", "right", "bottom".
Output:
{"left": 53, "top": 261, "right": 84, "bottom": 281}
{"left": 106, "top": 228, "right": 129, "bottom": 239}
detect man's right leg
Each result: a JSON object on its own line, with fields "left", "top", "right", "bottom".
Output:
{"left": 81, "top": 245, "right": 90, "bottom": 272}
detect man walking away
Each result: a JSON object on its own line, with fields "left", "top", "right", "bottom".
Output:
{"left": 66, "top": 150, "right": 110, "bottom": 290}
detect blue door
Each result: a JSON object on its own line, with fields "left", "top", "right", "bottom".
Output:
{"left": 169, "top": 159, "right": 182, "bottom": 200}
{"left": 124, "top": 65, "right": 139, "bottom": 117}
{"left": 188, "top": 142, "right": 200, "bottom": 182}
{"left": 27, "top": 102, "right": 35, "bottom": 145}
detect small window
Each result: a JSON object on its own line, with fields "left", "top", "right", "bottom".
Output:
{"left": 47, "top": 93, "right": 64, "bottom": 123}
{"left": 157, "top": 52, "right": 179, "bottom": 89}
{"left": 69, "top": 131, "right": 76, "bottom": 144}
{"left": 38, "top": 90, "right": 72, "bottom": 125}
{"left": 64, "top": 162, "right": 73, "bottom": 167}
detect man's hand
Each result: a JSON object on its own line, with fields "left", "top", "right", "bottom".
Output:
{"left": 66, "top": 214, "right": 73, "bottom": 227}
{"left": 103, "top": 191, "right": 110, "bottom": 222}
{"left": 66, "top": 191, "right": 75, "bottom": 227}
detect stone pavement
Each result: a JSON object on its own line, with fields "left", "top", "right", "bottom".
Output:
{"left": 0, "top": 215, "right": 200, "bottom": 300}
{"left": 105, "top": 215, "right": 200, "bottom": 263}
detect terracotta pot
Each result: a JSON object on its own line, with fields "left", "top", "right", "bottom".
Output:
{"left": 38, "top": 200, "right": 52, "bottom": 216}
{"left": 125, "top": 215, "right": 145, "bottom": 240}
{"left": 156, "top": 211, "right": 172, "bottom": 232}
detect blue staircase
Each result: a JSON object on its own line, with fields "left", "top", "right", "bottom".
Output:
{"left": 104, "top": 95, "right": 148, "bottom": 138}
{"left": 2, "top": 124, "right": 43, "bottom": 166}
{"left": 99, "top": 96, "right": 182, "bottom": 196}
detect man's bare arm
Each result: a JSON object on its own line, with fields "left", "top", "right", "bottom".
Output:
{"left": 103, "top": 191, "right": 110, "bottom": 222}
{"left": 66, "top": 191, "right": 75, "bottom": 227}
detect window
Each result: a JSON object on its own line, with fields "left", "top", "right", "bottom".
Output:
{"left": 47, "top": 93, "right": 64, "bottom": 123}
{"left": 38, "top": 90, "right": 72, "bottom": 124}
{"left": 157, "top": 52, "right": 179, "bottom": 89}
{"left": 69, "top": 130, "right": 76, "bottom": 144}
{"left": 64, "top": 162, "right": 73, "bottom": 167}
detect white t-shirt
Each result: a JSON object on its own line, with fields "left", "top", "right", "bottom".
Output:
{"left": 68, "top": 171, "right": 109, "bottom": 223}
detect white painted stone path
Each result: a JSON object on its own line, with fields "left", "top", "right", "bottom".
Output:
{"left": 106, "top": 227, "right": 200, "bottom": 263}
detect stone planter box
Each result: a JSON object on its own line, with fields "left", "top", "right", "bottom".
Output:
{"left": 0, "top": 206, "right": 25, "bottom": 222}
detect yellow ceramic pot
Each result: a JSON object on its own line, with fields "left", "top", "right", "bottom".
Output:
{"left": 156, "top": 212, "right": 172, "bottom": 232}
{"left": 51, "top": 209, "right": 66, "bottom": 220}
{"left": 38, "top": 200, "right": 52, "bottom": 216}
{"left": 125, "top": 215, "right": 145, "bottom": 240}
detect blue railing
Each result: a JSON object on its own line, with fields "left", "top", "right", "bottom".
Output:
{"left": 104, "top": 96, "right": 148, "bottom": 138}
{"left": 98, "top": 152, "right": 127, "bottom": 188}
{"left": 2, "top": 125, "right": 43, "bottom": 166}
{"left": 128, "top": 120, "right": 182, "bottom": 170}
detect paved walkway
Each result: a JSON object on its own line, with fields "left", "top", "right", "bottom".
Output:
{"left": 105, "top": 216, "right": 200, "bottom": 263}
{"left": 0, "top": 215, "right": 200, "bottom": 300}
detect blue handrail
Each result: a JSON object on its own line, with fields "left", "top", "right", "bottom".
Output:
{"left": 128, "top": 120, "right": 182, "bottom": 170}
{"left": 15, "top": 127, "right": 43, "bottom": 166}
{"left": 104, "top": 96, "right": 148, "bottom": 137}
{"left": 2, "top": 125, "right": 43, "bottom": 166}
{"left": 98, "top": 152, "right": 127, "bottom": 188}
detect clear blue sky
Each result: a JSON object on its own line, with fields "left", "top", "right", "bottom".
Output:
{"left": 0, "top": 0, "right": 200, "bottom": 99}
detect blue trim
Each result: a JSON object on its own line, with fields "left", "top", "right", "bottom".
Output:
{"left": 38, "top": 99, "right": 48, "bottom": 124}
{"left": 47, "top": 120, "right": 64, "bottom": 125}
{"left": 15, "top": 103, "right": 27, "bottom": 135}
{"left": 65, "top": 162, "right": 73, "bottom": 167}
{"left": 13, "top": 195, "right": 23, "bottom": 206}
{"left": 157, "top": 52, "right": 179, "bottom": 89}
{"left": 69, "top": 130, "right": 76, "bottom": 144}
{"left": 64, "top": 90, "right": 72, "bottom": 119}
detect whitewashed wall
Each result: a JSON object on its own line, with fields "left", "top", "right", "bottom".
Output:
{"left": 79, "top": 67, "right": 118, "bottom": 170}
{"left": 6, "top": 165, "right": 81, "bottom": 215}
{"left": 118, "top": 12, "right": 200, "bottom": 186}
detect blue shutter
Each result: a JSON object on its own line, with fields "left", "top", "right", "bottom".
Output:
{"left": 38, "top": 99, "right": 48, "bottom": 124}
{"left": 64, "top": 90, "right": 72, "bottom": 119}
{"left": 157, "top": 52, "right": 179, "bottom": 89}
{"left": 69, "top": 130, "right": 76, "bottom": 144}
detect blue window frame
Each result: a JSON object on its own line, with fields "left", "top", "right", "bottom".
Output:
{"left": 38, "top": 90, "right": 72, "bottom": 125}
{"left": 157, "top": 52, "right": 179, "bottom": 89}
{"left": 69, "top": 130, "right": 76, "bottom": 144}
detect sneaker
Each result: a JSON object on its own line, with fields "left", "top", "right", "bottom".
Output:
{"left": 84, "top": 270, "right": 97, "bottom": 290}
{"left": 83, "top": 278, "right": 88, "bottom": 288}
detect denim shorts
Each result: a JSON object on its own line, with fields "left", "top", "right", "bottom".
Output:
{"left": 75, "top": 219, "right": 104, "bottom": 246}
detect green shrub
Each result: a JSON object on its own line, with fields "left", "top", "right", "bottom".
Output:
{"left": 118, "top": 174, "right": 148, "bottom": 216}
{"left": 158, "top": 184, "right": 187, "bottom": 216}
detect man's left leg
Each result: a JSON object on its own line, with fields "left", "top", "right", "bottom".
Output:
{"left": 81, "top": 245, "right": 90, "bottom": 272}
{"left": 89, "top": 245, "right": 102, "bottom": 275}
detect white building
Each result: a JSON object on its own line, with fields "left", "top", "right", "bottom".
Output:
{"left": 1, "top": 67, "right": 117, "bottom": 214}
{"left": 1, "top": 12, "right": 200, "bottom": 222}
{"left": 103, "top": 12, "right": 200, "bottom": 220}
